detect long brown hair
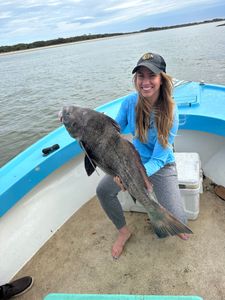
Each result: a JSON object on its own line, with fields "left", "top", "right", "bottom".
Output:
{"left": 134, "top": 72, "right": 174, "bottom": 148}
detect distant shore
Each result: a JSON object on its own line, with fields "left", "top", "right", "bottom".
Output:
{"left": 1, "top": 18, "right": 224, "bottom": 56}
{"left": 0, "top": 33, "right": 138, "bottom": 56}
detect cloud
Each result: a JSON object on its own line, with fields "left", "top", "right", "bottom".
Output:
{"left": 0, "top": 11, "right": 11, "bottom": 19}
{"left": 75, "top": 16, "right": 95, "bottom": 21}
{"left": 104, "top": 0, "right": 145, "bottom": 11}
{"left": 103, "top": 0, "right": 216, "bottom": 20}
{"left": 0, "top": 0, "right": 224, "bottom": 45}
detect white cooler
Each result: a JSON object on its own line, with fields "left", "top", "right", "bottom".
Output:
{"left": 118, "top": 152, "right": 202, "bottom": 220}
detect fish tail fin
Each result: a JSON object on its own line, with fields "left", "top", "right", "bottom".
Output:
{"left": 147, "top": 204, "right": 193, "bottom": 238}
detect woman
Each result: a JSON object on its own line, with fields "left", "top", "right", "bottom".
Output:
{"left": 96, "top": 52, "right": 189, "bottom": 259}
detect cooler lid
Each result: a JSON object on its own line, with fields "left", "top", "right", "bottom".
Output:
{"left": 175, "top": 152, "right": 201, "bottom": 189}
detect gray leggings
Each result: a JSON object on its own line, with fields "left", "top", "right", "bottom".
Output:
{"left": 96, "top": 163, "right": 187, "bottom": 230}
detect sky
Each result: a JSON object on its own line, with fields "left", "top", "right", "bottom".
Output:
{"left": 0, "top": 0, "right": 225, "bottom": 46}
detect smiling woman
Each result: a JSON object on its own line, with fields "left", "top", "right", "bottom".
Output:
{"left": 94, "top": 51, "right": 192, "bottom": 258}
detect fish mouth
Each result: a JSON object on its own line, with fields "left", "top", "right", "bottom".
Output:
{"left": 58, "top": 107, "right": 73, "bottom": 126}
{"left": 58, "top": 110, "right": 63, "bottom": 123}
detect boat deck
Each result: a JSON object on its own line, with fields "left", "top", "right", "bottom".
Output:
{"left": 14, "top": 178, "right": 225, "bottom": 300}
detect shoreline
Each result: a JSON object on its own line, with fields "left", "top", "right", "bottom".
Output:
{"left": 1, "top": 18, "right": 224, "bottom": 57}
{"left": 0, "top": 33, "right": 138, "bottom": 57}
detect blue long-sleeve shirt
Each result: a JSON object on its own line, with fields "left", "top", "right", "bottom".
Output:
{"left": 115, "top": 92, "right": 178, "bottom": 176}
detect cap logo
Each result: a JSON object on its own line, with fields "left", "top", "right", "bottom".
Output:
{"left": 142, "top": 53, "right": 153, "bottom": 60}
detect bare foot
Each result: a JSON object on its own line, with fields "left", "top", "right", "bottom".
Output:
{"left": 178, "top": 233, "right": 190, "bottom": 240}
{"left": 112, "top": 226, "right": 131, "bottom": 259}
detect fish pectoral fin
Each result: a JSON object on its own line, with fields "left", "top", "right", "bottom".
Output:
{"left": 84, "top": 155, "right": 96, "bottom": 176}
{"left": 79, "top": 140, "right": 97, "bottom": 176}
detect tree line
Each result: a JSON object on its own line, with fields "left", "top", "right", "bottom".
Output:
{"left": 1, "top": 18, "right": 224, "bottom": 54}
{"left": 139, "top": 18, "right": 224, "bottom": 32}
{"left": 0, "top": 33, "right": 125, "bottom": 54}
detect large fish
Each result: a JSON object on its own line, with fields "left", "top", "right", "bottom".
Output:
{"left": 59, "top": 106, "right": 193, "bottom": 238}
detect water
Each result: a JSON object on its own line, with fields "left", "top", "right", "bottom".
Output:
{"left": 0, "top": 21, "right": 225, "bottom": 167}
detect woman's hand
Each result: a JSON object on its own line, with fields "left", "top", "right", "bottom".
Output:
{"left": 113, "top": 176, "right": 126, "bottom": 191}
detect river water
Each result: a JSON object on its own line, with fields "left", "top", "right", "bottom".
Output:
{"left": 0, "top": 21, "right": 225, "bottom": 167}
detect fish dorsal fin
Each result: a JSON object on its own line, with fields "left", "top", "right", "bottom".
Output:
{"left": 79, "top": 141, "right": 99, "bottom": 176}
{"left": 103, "top": 113, "right": 120, "bottom": 132}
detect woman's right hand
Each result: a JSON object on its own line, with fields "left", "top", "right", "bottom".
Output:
{"left": 113, "top": 176, "right": 126, "bottom": 191}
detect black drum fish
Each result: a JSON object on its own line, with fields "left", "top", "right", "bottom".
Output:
{"left": 59, "top": 106, "right": 193, "bottom": 238}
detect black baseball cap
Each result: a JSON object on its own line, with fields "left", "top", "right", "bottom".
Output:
{"left": 132, "top": 52, "right": 166, "bottom": 74}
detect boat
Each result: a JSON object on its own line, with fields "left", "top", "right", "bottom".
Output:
{"left": 0, "top": 80, "right": 225, "bottom": 300}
